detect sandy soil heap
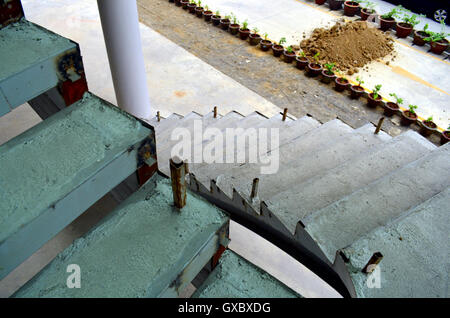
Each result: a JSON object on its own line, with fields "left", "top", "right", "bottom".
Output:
{"left": 300, "top": 21, "right": 394, "bottom": 75}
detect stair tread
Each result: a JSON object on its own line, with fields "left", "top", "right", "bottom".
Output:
{"left": 267, "top": 131, "right": 436, "bottom": 233}
{"left": 342, "top": 187, "right": 450, "bottom": 297}
{"left": 305, "top": 143, "right": 450, "bottom": 263}
{"left": 13, "top": 175, "right": 228, "bottom": 297}
{"left": 193, "top": 250, "right": 301, "bottom": 298}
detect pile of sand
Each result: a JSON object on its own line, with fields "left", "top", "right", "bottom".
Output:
{"left": 300, "top": 21, "right": 394, "bottom": 75}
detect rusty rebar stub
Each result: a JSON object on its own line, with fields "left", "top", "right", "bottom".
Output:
{"left": 213, "top": 106, "right": 218, "bottom": 118}
{"left": 375, "top": 117, "right": 385, "bottom": 134}
{"left": 362, "top": 252, "right": 383, "bottom": 273}
{"left": 157, "top": 111, "right": 161, "bottom": 122}
{"left": 282, "top": 108, "right": 288, "bottom": 121}
{"left": 170, "top": 156, "right": 187, "bottom": 209}
{"left": 250, "top": 177, "right": 259, "bottom": 200}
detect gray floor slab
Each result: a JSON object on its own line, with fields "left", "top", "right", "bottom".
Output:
{"left": 268, "top": 130, "right": 437, "bottom": 234}
{"left": 193, "top": 250, "right": 301, "bottom": 298}
{"left": 342, "top": 187, "right": 450, "bottom": 298}
{"left": 13, "top": 175, "right": 228, "bottom": 297}
{"left": 306, "top": 143, "right": 450, "bottom": 263}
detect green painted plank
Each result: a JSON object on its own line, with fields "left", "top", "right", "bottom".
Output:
{"left": 193, "top": 250, "right": 302, "bottom": 298}
{"left": 13, "top": 175, "right": 228, "bottom": 297}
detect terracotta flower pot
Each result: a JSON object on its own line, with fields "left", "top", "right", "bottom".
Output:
{"left": 430, "top": 39, "right": 449, "bottom": 55}
{"left": 321, "top": 70, "right": 336, "bottom": 84}
{"left": 328, "top": 0, "right": 344, "bottom": 11}
{"left": 360, "top": 8, "right": 376, "bottom": 21}
{"left": 272, "top": 44, "right": 284, "bottom": 57}
{"left": 175, "top": 0, "right": 182, "bottom": 6}
{"left": 306, "top": 63, "right": 323, "bottom": 77}
{"left": 344, "top": 1, "right": 360, "bottom": 17}
{"left": 396, "top": 22, "right": 413, "bottom": 38}
{"left": 383, "top": 102, "right": 400, "bottom": 117}
{"left": 220, "top": 18, "right": 230, "bottom": 30}
{"left": 315, "top": 0, "right": 326, "bottom": 4}
{"left": 238, "top": 28, "right": 250, "bottom": 40}
{"left": 195, "top": 7, "right": 204, "bottom": 18}
{"left": 203, "top": 10, "right": 213, "bottom": 22}
{"left": 367, "top": 93, "right": 382, "bottom": 108}
{"left": 187, "top": 3, "right": 197, "bottom": 14}
{"left": 296, "top": 56, "right": 309, "bottom": 70}
{"left": 249, "top": 33, "right": 261, "bottom": 46}
{"left": 260, "top": 40, "right": 272, "bottom": 51}
{"left": 413, "top": 31, "right": 428, "bottom": 46}
{"left": 400, "top": 110, "right": 418, "bottom": 126}
{"left": 335, "top": 77, "right": 350, "bottom": 92}
{"left": 211, "top": 15, "right": 221, "bottom": 26}
{"left": 418, "top": 120, "right": 438, "bottom": 137}
{"left": 181, "top": 0, "right": 189, "bottom": 9}
{"left": 350, "top": 85, "right": 365, "bottom": 99}
{"left": 380, "top": 17, "right": 396, "bottom": 31}
{"left": 283, "top": 50, "right": 296, "bottom": 63}
{"left": 440, "top": 131, "right": 450, "bottom": 145}
{"left": 229, "top": 23, "right": 240, "bottom": 35}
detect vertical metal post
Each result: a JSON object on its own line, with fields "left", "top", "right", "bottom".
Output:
{"left": 157, "top": 111, "right": 161, "bottom": 122}
{"left": 282, "top": 108, "right": 288, "bottom": 121}
{"left": 362, "top": 252, "right": 383, "bottom": 273}
{"left": 375, "top": 117, "right": 385, "bottom": 134}
{"left": 170, "top": 157, "right": 187, "bottom": 209}
{"left": 97, "top": 0, "right": 151, "bottom": 119}
{"left": 250, "top": 178, "right": 259, "bottom": 201}
{"left": 214, "top": 106, "right": 218, "bottom": 118}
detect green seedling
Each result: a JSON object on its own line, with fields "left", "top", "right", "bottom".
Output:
{"left": 356, "top": 76, "right": 364, "bottom": 86}
{"left": 204, "top": 5, "right": 209, "bottom": 11}
{"left": 361, "top": 0, "right": 376, "bottom": 12}
{"left": 230, "top": 13, "right": 238, "bottom": 24}
{"left": 298, "top": 50, "right": 306, "bottom": 57}
{"left": 372, "top": 84, "right": 382, "bottom": 99}
{"left": 324, "top": 63, "right": 336, "bottom": 75}
{"left": 313, "top": 52, "right": 320, "bottom": 63}
{"left": 408, "top": 104, "right": 418, "bottom": 114}
{"left": 242, "top": 19, "right": 249, "bottom": 30}
{"left": 425, "top": 116, "right": 433, "bottom": 122}
{"left": 286, "top": 45, "right": 294, "bottom": 54}
{"left": 252, "top": 27, "right": 259, "bottom": 34}
{"left": 278, "top": 37, "right": 286, "bottom": 46}
{"left": 263, "top": 32, "right": 269, "bottom": 41}
{"left": 424, "top": 20, "right": 450, "bottom": 43}
{"left": 389, "top": 93, "right": 403, "bottom": 105}
{"left": 224, "top": 14, "right": 231, "bottom": 20}
{"left": 197, "top": 0, "right": 201, "bottom": 6}
{"left": 215, "top": 10, "right": 220, "bottom": 16}
{"left": 401, "top": 12, "right": 424, "bottom": 27}
{"left": 381, "top": 5, "right": 405, "bottom": 20}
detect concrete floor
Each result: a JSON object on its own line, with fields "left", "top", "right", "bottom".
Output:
{"left": 205, "top": 0, "right": 450, "bottom": 129}
{"left": 0, "top": 0, "right": 340, "bottom": 298}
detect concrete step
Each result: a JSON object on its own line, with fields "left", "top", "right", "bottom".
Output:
{"left": 232, "top": 123, "right": 392, "bottom": 203}
{"left": 341, "top": 187, "right": 450, "bottom": 298}
{"left": 213, "top": 119, "right": 355, "bottom": 197}
{"left": 0, "top": 92, "right": 152, "bottom": 280}
{"left": 305, "top": 143, "right": 450, "bottom": 263}
{"left": 155, "top": 111, "right": 202, "bottom": 147}
{"left": 153, "top": 113, "right": 183, "bottom": 133}
{"left": 267, "top": 130, "right": 436, "bottom": 234}
{"left": 13, "top": 174, "right": 228, "bottom": 297}
{"left": 192, "top": 250, "right": 301, "bottom": 298}
{"left": 191, "top": 116, "right": 321, "bottom": 190}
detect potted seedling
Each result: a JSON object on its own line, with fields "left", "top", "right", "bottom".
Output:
{"left": 384, "top": 93, "right": 402, "bottom": 116}
{"left": 400, "top": 104, "right": 418, "bottom": 126}
{"left": 220, "top": 14, "right": 231, "bottom": 30}
{"left": 187, "top": 0, "right": 197, "bottom": 14}
{"left": 260, "top": 33, "right": 272, "bottom": 51}
{"left": 283, "top": 45, "right": 296, "bottom": 63}
{"left": 424, "top": 20, "right": 450, "bottom": 55}
{"left": 195, "top": 0, "right": 204, "bottom": 18}
{"left": 360, "top": 1, "right": 377, "bottom": 21}
{"left": 367, "top": 84, "right": 382, "bottom": 108}
{"left": 350, "top": 76, "right": 365, "bottom": 99}
{"left": 181, "top": 0, "right": 190, "bottom": 9}
{"left": 344, "top": 1, "right": 361, "bottom": 17}
{"left": 321, "top": 63, "right": 337, "bottom": 84}
{"left": 441, "top": 126, "right": 450, "bottom": 145}
{"left": 203, "top": 5, "right": 213, "bottom": 21}
{"left": 211, "top": 10, "right": 221, "bottom": 26}
{"left": 272, "top": 37, "right": 286, "bottom": 57}
{"left": 380, "top": 5, "right": 404, "bottom": 31}
{"left": 315, "top": 0, "right": 326, "bottom": 4}
{"left": 306, "top": 52, "right": 323, "bottom": 77}
{"left": 418, "top": 116, "right": 438, "bottom": 137}
{"left": 296, "top": 50, "right": 309, "bottom": 70}
{"left": 328, "top": 0, "right": 344, "bottom": 11}
{"left": 175, "top": 0, "right": 182, "bottom": 7}
{"left": 413, "top": 23, "right": 429, "bottom": 46}
{"left": 238, "top": 20, "right": 250, "bottom": 40}
{"left": 396, "top": 12, "right": 423, "bottom": 38}
{"left": 229, "top": 13, "right": 240, "bottom": 35}
{"left": 335, "top": 75, "right": 350, "bottom": 92}
{"left": 249, "top": 27, "right": 261, "bottom": 46}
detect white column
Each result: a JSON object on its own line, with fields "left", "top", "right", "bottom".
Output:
{"left": 97, "top": 0, "right": 151, "bottom": 119}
